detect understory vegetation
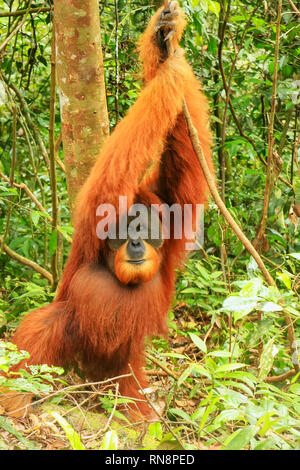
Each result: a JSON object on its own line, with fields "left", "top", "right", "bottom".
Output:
{"left": 0, "top": 0, "right": 299, "bottom": 450}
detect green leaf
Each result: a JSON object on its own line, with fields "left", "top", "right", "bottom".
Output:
{"left": 0, "top": 185, "right": 18, "bottom": 196}
{"left": 223, "top": 425, "right": 257, "bottom": 450}
{"left": 31, "top": 211, "right": 40, "bottom": 227}
{"left": 240, "top": 277, "right": 263, "bottom": 296}
{"left": 148, "top": 422, "right": 163, "bottom": 440}
{"left": 257, "top": 302, "right": 283, "bottom": 312}
{"left": 207, "top": 0, "right": 220, "bottom": 16}
{"left": 48, "top": 229, "right": 58, "bottom": 256}
{"left": 99, "top": 430, "right": 118, "bottom": 450}
{"left": 214, "top": 409, "right": 245, "bottom": 425}
{"left": 199, "top": 394, "right": 219, "bottom": 431}
{"left": 192, "top": 0, "right": 208, "bottom": 13}
{"left": 0, "top": 82, "right": 7, "bottom": 105}
{"left": 254, "top": 437, "right": 276, "bottom": 450}
{"left": 258, "top": 339, "right": 278, "bottom": 380}
{"left": 177, "top": 364, "right": 195, "bottom": 386}
{"left": 188, "top": 332, "right": 207, "bottom": 353}
{"left": 178, "top": 363, "right": 211, "bottom": 386}
{"left": 288, "top": 253, "right": 300, "bottom": 261}
{"left": 37, "top": 55, "right": 48, "bottom": 67}
{"left": 289, "top": 383, "right": 300, "bottom": 395}
{"left": 181, "top": 287, "right": 203, "bottom": 294}
{"left": 207, "top": 350, "right": 232, "bottom": 358}
{"left": 169, "top": 408, "right": 194, "bottom": 424}
{"left": 192, "top": 363, "right": 212, "bottom": 379}
{"left": 0, "top": 416, "right": 38, "bottom": 450}
{"left": 223, "top": 295, "right": 258, "bottom": 321}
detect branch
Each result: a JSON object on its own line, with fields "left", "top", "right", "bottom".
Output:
{"left": 254, "top": 0, "right": 282, "bottom": 251}
{"left": 217, "top": 0, "right": 232, "bottom": 200}
{"left": 114, "top": 0, "right": 119, "bottom": 123}
{"left": 182, "top": 98, "right": 276, "bottom": 287}
{"left": 288, "top": 0, "right": 300, "bottom": 16}
{"left": 0, "top": 1, "right": 32, "bottom": 54}
{"left": 0, "top": 6, "right": 51, "bottom": 18}
{"left": 163, "top": 0, "right": 297, "bottom": 387}
{"left": 1, "top": 74, "right": 50, "bottom": 170}
{"left": 49, "top": 26, "right": 59, "bottom": 289}
{"left": 264, "top": 369, "right": 298, "bottom": 383}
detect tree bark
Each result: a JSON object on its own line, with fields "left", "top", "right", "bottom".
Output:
{"left": 54, "top": 0, "right": 109, "bottom": 219}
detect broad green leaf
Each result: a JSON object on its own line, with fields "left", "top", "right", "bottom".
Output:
{"left": 192, "top": 363, "right": 212, "bottom": 379}
{"left": 37, "top": 55, "right": 47, "bottom": 66}
{"left": 178, "top": 363, "right": 211, "bottom": 386}
{"left": 216, "top": 363, "right": 246, "bottom": 374}
{"left": 240, "top": 277, "right": 263, "bottom": 296}
{"left": 169, "top": 408, "right": 194, "bottom": 424}
{"left": 257, "top": 302, "right": 283, "bottom": 312}
{"left": 0, "top": 82, "right": 6, "bottom": 105}
{"left": 31, "top": 211, "right": 40, "bottom": 227}
{"left": 257, "top": 412, "right": 278, "bottom": 436}
{"left": 177, "top": 364, "right": 195, "bottom": 386}
{"left": 217, "top": 387, "right": 249, "bottom": 406}
{"left": 223, "top": 296, "right": 259, "bottom": 320}
{"left": 193, "top": 0, "right": 208, "bottom": 13}
{"left": 254, "top": 437, "right": 277, "bottom": 450}
{"left": 207, "top": 350, "right": 232, "bottom": 357}
{"left": 247, "top": 258, "right": 259, "bottom": 277}
{"left": 0, "top": 185, "right": 18, "bottom": 196}
{"left": 224, "top": 296, "right": 248, "bottom": 311}
{"left": 181, "top": 287, "right": 203, "bottom": 294}
{"left": 148, "top": 422, "right": 163, "bottom": 440}
{"left": 199, "top": 395, "right": 219, "bottom": 431}
{"left": 228, "top": 371, "right": 257, "bottom": 389}
{"left": 214, "top": 409, "right": 245, "bottom": 425}
{"left": 289, "top": 383, "right": 300, "bottom": 395}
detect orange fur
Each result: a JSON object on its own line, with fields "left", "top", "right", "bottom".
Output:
{"left": 5, "top": 5, "right": 214, "bottom": 419}
{"left": 115, "top": 242, "right": 160, "bottom": 285}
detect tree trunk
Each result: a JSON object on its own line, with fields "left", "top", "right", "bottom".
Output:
{"left": 54, "top": 0, "right": 109, "bottom": 220}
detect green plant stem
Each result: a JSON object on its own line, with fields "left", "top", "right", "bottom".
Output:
{"left": 49, "top": 25, "right": 59, "bottom": 290}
